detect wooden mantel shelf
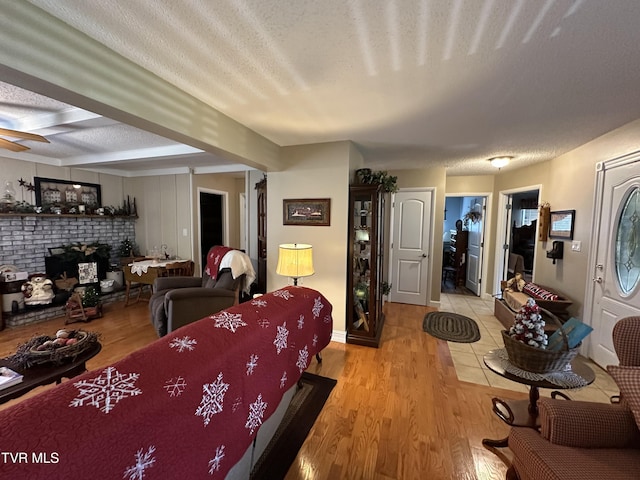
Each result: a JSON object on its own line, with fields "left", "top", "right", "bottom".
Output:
{"left": 0, "top": 213, "right": 138, "bottom": 219}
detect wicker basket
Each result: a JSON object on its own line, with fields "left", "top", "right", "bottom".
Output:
{"left": 7, "top": 330, "right": 99, "bottom": 368}
{"left": 502, "top": 308, "right": 578, "bottom": 373}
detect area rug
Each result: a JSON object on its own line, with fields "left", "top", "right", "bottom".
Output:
{"left": 423, "top": 311, "right": 481, "bottom": 343}
{"left": 250, "top": 372, "right": 337, "bottom": 479}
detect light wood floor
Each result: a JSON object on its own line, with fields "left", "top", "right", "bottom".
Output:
{"left": 0, "top": 300, "right": 525, "bottom": 479}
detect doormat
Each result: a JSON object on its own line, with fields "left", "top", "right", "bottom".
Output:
{"left": 250, "top": 372, "right": 337, "bottom": 479}
{"left": 423, "top": 311, "right": 481, "bottom": 343}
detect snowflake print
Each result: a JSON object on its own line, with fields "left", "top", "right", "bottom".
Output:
{"left": 232, "top": 396, "right": 242, "bottom": 412}
{"left": 164, "top": 376, "right": 187, "bottom": 397}
{"left": 323, "top": 314, "right": 331, "bottom": 324}
{"left": 208, "top": 445, "right": 225, "bottom": 475}
{"left": 297, "top": 314, "right": 305, "bottom": 330}
{"left": 211, "top": 311, "right": 247, "bottom": 333}
{"left": 273, "top": 321, "right": 289, "bottom": 354}
{"left": 196, "top": 372, "right": 229, "bottom": 426}
{"left": 257, "top": 318, "right": 270, "bottom": 328}
{"left": 280, "top": 371, "right": 288, "bottom": 388}
{"left": 312, "top": 297, "right": 324, "bottom": 318}
{"left": 296, "top": 345, "right": 310, "bottom": 373}
{"left": 123, "top": 445, "right": 156, "bottom": 480}
{"left": 312, "top": 334, "right": 318, "bottom": 347}
{"left": 273, "top": 289, "right": 292, "bottom": 300}
{"left": 251, "top": 299, "right": 267, "bottom": 308}
{"left": 245, "top": 394, "right": 268, "bottom": 435}
{"left": 169, "top": 336, "right": 197, "bottom": 352}
{"left": 246, "top": 354, "right": 259, "bottom": 375}
{"left": 70, "top": 366, "right": 141, "bottom": 414}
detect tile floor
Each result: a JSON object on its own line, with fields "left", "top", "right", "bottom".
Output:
{"left": 440, "top": 292, "right": 620, "bottom": 403}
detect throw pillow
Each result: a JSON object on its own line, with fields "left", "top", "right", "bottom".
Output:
{"left": 608, "top": 365, "right": 640, "bottom": 429}
{"left": 523, "top": 282, "right": 559, "bottom": 301}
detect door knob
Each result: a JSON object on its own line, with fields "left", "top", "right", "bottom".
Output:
{"left": 421, "top": 253, "right": 427, "bottom": 258}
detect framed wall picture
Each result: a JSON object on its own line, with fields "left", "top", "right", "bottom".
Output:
{"left": 78, "top": 262, "right": 98, "bottom": 284}
{"left": 549, "top": 210, "right": 575, "bottom": 240}
{"left": 34, "top": 177, "right": 102, "bottom": 211}
{"left": 283, "top": 198, "right": 331, "bottom": 226}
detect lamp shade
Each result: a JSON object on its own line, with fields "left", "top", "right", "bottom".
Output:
{"left": 276, "top": 244, "right": 314, "bottom": 284}
{"left": 355, "top": 228, "right": 370, "bottom": 243}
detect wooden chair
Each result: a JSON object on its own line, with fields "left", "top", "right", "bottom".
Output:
{"left": 164, "top": 261, "right": 193, "bottom": 277}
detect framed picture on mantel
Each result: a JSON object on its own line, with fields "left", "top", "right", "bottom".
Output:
{"left": 34, "top": 177, "right": 102, "bottom": 211}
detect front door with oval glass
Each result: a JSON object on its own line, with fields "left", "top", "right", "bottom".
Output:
{"left": 588, "top": 157, "right": 640, "bottom": 368}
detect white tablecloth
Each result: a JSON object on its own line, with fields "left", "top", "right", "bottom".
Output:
{"left": 129, "top": 259, "right": 190, "bottom": 276}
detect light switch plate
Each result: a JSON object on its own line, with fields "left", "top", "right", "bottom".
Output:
{"left": 571, "top": 240, "right": 581, "bottom": 252}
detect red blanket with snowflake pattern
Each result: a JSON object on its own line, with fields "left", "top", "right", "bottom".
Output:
{"left": 204, "top": 246, "right": 234, "bottom": 280}
{"left": 0, "top": 286, "right": 333, "bottom": 479}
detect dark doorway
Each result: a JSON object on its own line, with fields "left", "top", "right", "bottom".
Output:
{"left": 199, "top": 191, "right": 224, "bottom": 270}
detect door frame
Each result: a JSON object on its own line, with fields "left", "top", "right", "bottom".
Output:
{"left": 196, "top": 187, "right": 229, "bottom": 274}
{"left": 493, "top": 185, "right": 541, "bottom": 297}
{"left": 446, "top": 191, "right": 493, "bottom": 298}
{"left": 583, "top": 150, "right": 640, "bottom": 356}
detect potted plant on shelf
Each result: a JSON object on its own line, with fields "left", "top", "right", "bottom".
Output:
{"left": 354, "top": 169, "right": 399, "bottom": 193}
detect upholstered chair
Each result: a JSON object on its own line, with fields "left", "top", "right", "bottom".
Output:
{"left": 148, "top": 247, "right": 249, "bottom": 337}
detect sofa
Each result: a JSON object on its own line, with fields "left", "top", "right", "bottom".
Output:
{"left": 506, "top": 316, "right": 640, "bottom": 480}
{"left": 0, "top": 286, "right": 333, "bottom": 479}
{"left": 494, "top": 280, "right": 572, "bottom": 329}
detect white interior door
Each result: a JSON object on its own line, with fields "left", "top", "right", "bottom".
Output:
{"left": 588, "top": 156, "right": 640, "bottom": 368}
{"left": 465, "top": 198, "right": 486, "bottom": 295}
{"left": 390, "top": 190, "right": 432, "bottom": 305}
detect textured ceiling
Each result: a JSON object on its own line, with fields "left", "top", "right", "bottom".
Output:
{"left": 3, "top": 0, "right": 640, "bottom": 176}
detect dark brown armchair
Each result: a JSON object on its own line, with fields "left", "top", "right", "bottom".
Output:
{"left": 148, "top": 248, "right": 253, "bottom": 337}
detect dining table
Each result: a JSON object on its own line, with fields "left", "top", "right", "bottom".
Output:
{"left": 123, "top": 258, "right": 192, "bottom": 306}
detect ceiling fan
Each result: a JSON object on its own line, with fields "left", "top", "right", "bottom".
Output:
{"left": 0, "top": 127, "right": 49, "bottom": 152}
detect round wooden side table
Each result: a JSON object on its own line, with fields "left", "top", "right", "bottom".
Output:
{"left": 481, "top": 348, "right": 595, "bottom": 448}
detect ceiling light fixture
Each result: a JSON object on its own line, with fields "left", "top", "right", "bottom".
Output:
{"left": 489, "top": 156, "right": 513, "bottom": 169}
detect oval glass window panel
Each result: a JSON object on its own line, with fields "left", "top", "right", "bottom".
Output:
{"left": 615, "top": 187, "right": 640, "bottom": 295}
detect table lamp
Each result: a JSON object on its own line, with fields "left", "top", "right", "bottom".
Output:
{"left": 276, "top": 243, "right": 314, "bottom": 286}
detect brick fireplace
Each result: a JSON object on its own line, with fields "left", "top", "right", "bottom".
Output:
{"left": 0, "top": 214, "right": 136, "bottom": 326}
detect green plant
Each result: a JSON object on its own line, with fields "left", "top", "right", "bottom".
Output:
{"left": 382, "top": 281, "right": 392, "bottom": 296}
{"left": 81, "top": 286, "right": 100, "bottom": 307}
{"left": 61, "top": 242, "right": 111, "bottom": 264}
{"left": 355, "top": 168, "right": 398, "bottom": 193}
{"left": 463, "top": 210, "right": 482, "bottom": 224}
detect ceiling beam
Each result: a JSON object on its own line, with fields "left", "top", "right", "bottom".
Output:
{"left": 16, "top": 107, "right": 104, "bottom": 132}
{"left": 0, "top": 1, "right": 284, "bottom": 172}
{"left": 60, "top": 145, "right": 204, "bottom": 167}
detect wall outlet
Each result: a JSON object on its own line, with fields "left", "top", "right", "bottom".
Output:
{"left": 182, "top": 228, "right": 188, "bottom": 237}
{"left": 571, "top": 240, "right": 581, "bottom": 252}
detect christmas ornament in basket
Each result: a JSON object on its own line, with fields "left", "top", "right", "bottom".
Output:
{"left": 7, "top": 329, "right": 99, "bottom": 368}
{"left": 502, "top": 299, "right": 579, "bottom": 374}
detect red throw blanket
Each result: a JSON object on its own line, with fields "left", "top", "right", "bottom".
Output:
{"left": 0, "top": 286, "right": 333, "bottom": 479}
{"left": 205, "top": 246, "right": 234, "bottom": 280}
